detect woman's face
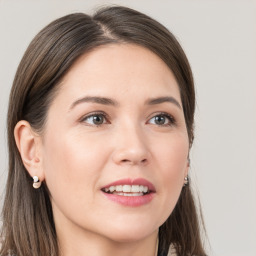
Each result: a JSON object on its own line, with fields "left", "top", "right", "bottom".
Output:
{"left": 40, "top": 44, "right": 189, "bottom": 242}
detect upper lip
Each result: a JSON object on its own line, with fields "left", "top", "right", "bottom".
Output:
{"left": 101, "top": 178, "right": 156, "bottom": 192}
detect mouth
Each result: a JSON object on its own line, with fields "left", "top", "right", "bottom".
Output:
{"left": 101, "top": 178, "right": 155, "bottom": 206}
{"left": 101, "top": 184, "right": 150, "bottom": 196}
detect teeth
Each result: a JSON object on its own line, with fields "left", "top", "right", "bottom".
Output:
{"left": 143, "top": 186, "right": 148, "bottom": 193}
{"left": 123, "top": 185, "right": 131, "bottom": 192}
{"left": 103, "top": 185, "right": 149, "bottom": 194}
{"left": 114, "top": 192, "right": 144, "bottom": 196}
{"left": 109, "top": 186, "right": 115, "bottom": 192}
{"left": 116, "top": 185, "right": 123, "bottom": 192}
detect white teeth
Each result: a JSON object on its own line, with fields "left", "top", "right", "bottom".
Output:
{"left": 114, "top": 192, "right": 143, "bottom": 196}
{"left": 131, "top": 185, "right": 140, "bottom": 192}
{"left": 109, "top": 186, "right": 115, "bottom": 192}
{"left": 103, "top": 184, "right": 149, "bottom": 194}
{"left": 143, "top": 186, "right": 148, "bottom": 193}
{"left": 123, "top": 185, "right": 131, "bottom": 192}
{"left": 116, "top": 185, "right": 123, "bottom": 192}
{"left": 115, "top": 192, "right": 124, "bottom": 196}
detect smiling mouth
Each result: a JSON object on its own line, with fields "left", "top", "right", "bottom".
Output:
{"left": 101, "top": 179, "right": 155, "bottom": 206}
{"left": 102, "top": 184, "right": 151, "bottom": 196}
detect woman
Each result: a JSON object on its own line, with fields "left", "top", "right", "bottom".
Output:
{"left": 0, "top": 5, "right": 207, "bottom": 256}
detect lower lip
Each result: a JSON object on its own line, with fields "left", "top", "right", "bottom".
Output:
{"left": 102, "top": 192, "right": 155, "bottom": 207}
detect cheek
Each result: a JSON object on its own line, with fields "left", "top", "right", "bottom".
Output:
{"left": 153, "top": 133, "right": 188, "bottom": 211}
{"left": 41, "top": 130, "right": 109, "bottom": 205}
{"left": 154, "top": 132, "right": 188, "bottom": 172}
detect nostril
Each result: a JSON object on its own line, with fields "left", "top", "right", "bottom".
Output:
{"left": 120, "top": 158, "right": 148, "bottom": 164}
{"left": 121, "top": 159, "right": 130, "bottom": 163}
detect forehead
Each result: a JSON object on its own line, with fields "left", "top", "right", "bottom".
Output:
{"left": 55, "top": 43, "right": 181, "bottom": 106}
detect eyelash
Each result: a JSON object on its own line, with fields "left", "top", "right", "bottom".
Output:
{"left": 79, "top": 111, "right": 176, "bottom": 127}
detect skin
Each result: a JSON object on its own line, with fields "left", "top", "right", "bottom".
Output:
{"left": 15, "top": 44, "right": 190, "bottom": 256}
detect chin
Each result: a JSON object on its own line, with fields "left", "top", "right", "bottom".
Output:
{"left": 101, "top": 219, "right": 158, "bottom": 243}
{"left": 107, "top": 230, "right": 155, "bottom": 243}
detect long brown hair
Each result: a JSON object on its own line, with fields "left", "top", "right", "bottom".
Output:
{"left": 1, "top": 6, "right": 207, "bottom": 256}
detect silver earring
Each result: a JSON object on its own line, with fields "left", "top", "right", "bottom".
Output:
{"left": 184, "top": 176, "right": 189, "bottom": 186}
{"left": 32, "top": 176, "right": 42, "bottom": 189}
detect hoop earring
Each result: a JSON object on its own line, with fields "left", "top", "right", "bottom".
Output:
{"left": 32, "top": 176, "right": 42, "bottom": 189}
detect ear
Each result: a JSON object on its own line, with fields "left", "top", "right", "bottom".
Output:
{"left": 14, "top": 120, "right": 44, "bottom": 181}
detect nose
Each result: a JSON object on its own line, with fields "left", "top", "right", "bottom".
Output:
{"left": 111, "top": 125, "right": 150, "bottom": 166}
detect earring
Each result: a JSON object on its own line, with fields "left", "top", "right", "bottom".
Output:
{"left": 184, "top": 176, "right": 189, "bottom": 186}
{"left": 32, "top": 176, "right": 42, "bottom": 189}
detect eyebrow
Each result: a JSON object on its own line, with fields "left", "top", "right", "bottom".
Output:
{"left": 69, "top": 96, "right": 118, "bottom": 110}
{"left": 69, "top": 95, "right": 182, "bottom": 111}
{"left": 146, "top": 96, "right": 182, "bottom": 109}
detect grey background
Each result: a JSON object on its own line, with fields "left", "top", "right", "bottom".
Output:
{"left": 0, "top": 0, "right": 256, "bottom": 255}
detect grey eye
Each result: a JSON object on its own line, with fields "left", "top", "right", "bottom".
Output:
{"left": 148, "top": 113, "right": 175, "bottom": 126}
{"left": 155, "top": 116, "right": 167, "bottom": 125}
{"left": 83, "top": 114, "right": 106, "bottom": 125}
{"left": 149, "top": 115, "right": 168, "bottom": 125}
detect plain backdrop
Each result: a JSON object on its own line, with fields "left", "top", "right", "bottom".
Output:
{"left": 0, "top": 0, "right": 255, "bottom": 255}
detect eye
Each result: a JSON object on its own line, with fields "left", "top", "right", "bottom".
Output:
{"left": 148, "top": 113, "right": 175, "bottom": 126}
{"left": 80, "top": 112, "right": 108, "bottom": 126}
